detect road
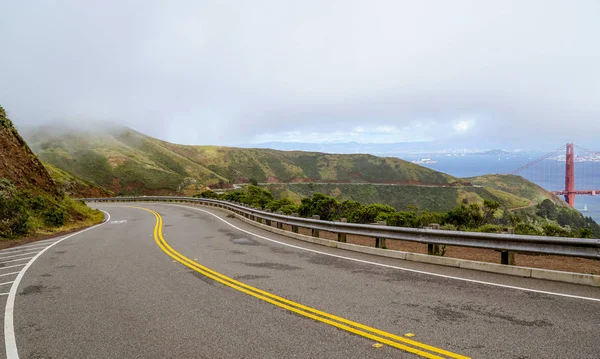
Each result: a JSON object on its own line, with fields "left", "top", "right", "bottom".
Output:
{"left": 1, "top": 203, "right": 599, "bottom": 358}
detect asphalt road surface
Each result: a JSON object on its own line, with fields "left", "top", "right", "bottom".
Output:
{"left": 1, "top": 203, "right": 599, "bottom": 358}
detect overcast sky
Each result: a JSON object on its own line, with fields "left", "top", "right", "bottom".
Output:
{"left": 1, "top": 1, "right": 598, "bottom": 149}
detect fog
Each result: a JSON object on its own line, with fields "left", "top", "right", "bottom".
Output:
{"left": 1, "top": 1, "right": 598, "bottom": 149}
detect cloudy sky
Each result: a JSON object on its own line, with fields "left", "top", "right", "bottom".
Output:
{"left": 1, "top": 1, "right": 598, "bottom": 149}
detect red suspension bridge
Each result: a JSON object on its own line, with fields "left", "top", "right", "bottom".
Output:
{"left": 510, "top": 143, "right": 600, "bottom": 208}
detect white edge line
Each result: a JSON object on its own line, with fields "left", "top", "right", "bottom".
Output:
{"left": 0, "top": 244, "right": 54, "bottom": 254}
{"left": 0, "top": 258, "right": 35, "bottom": 265}
{"left": 4, "top": 210, "right": 111, "bottom": 359}
{"left": 0, "top": 282, "right": 14, "bottom": 286}
{"left": 0, "top": 273, "right": 20, "bottom": 278}
{"left": 164, "top": 203, "right": 600, "bottom": 303}
{"left": 0, "top": 241, "right": 59, "bottom": 253}
{"left": 0, "top": 250, "right": 45, "bottom": 260}
{"left": 0, "top": 265, "right": 27, "bottom": 271}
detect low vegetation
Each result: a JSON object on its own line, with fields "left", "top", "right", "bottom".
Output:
{"left": 0, "top": 179, "right": 103, "bottom": 238}
{"left": 197, "top": 186, "right": 599, "bottom": 239}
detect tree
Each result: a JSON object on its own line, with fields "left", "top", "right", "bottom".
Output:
{"left": 482, "top": 199, "right": 500, "bottom": 222}
{"left": 298, "top": 193, "right": 342, "bottom": 221}
{"left": 536, "top": 199, "right": 557, "bottom": 220}
{"left": 446, "top": 204, "right": 485, "bottom": 229}
{"left": 576, "top": 228, "right": 593, "bottom": 238}
{"left": 249, "top": 178, "right": 258, "bottom": 186}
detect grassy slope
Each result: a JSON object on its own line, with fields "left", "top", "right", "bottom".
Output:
{"left": 264, "top": 183, "right": 532, "bottom": 212}
{"left": 467, "top": 174, "right": 569, "bottom": 208}
{"left": 43, "top": 162, "right": 113, "bottom": 198}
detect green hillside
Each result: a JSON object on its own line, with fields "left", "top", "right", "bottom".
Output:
{"left": 262, "top": 178, "right": 558, "bottom": 213}
{"left": 467, "top": 174, "right": 569, "bottom": 208}
{"left": 23, "top": 122, "right": 465, "bottom": 195}
{"left": 43, "top": 162, "right": 113, "bottom": 198}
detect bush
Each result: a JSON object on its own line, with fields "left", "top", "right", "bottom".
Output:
{"left": 298, "top": 193, "right": 343, "bottom": 221}
{"left": 415, "top": 211, "right": 448, "bottom": 228}
{"left": 44, "top": 207, "right": 65, "bottom": 227}
{"left": 446, "top": 204, "right": 485, "bottom": 229}
{"left": 514, "top": 223, "right": 542, "bottom": 236}
{"left": 197, "top": 190, "right": 220, "bottom": 199}
{"left": 279, "top": 204, "right": 299, "bottom": 215}
{"left": 542, "top": 223, "right": 571, "bottom": 237}
{"left": 440, "top": 224, "right": 457, "bottom": 231}
{"left": 349, "top": 203, "right": 395, "bottom": 224}
{"left": 476, "top": 224, "right": 504, "bottom": 233}
{"left": 377, "top": 211, "right": 417, "bottom": 227}
{"left": 576, "top": 228, "right": 593, "bottom": 238}
{"left": 266, "top": 198, "right": 296, "bottom": 212}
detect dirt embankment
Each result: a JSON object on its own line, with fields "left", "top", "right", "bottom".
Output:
{"left": 0, "top": 111, "right": 59, "bottom": 196}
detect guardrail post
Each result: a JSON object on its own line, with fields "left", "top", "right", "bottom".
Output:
{"left": 500, "top": 228, "right": 515, "bottom": 265}
{"left": 337, "top": 218, "right": 347, "bottom": 242}
{"left": 265, "top": 209, "right": 272, "bottom": 226}
{"left": 291, "top": 213, "right": 299, "bottom": 233}
{"left": 375, "top": 221, "right": 387, "bottom": 248}
{"left": 427, "top": 223, "right": 442, "bottom": 255}
{"left": 311, "top": 215, "right": 320, "bottom": 237}
{"left": 500, "top": 251, "right": 515, "bottom": 265}
{"left": 276, "top": 212, "right": 284, "bottom": 229}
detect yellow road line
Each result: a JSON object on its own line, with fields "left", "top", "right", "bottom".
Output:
{"left": 135, "top": 206, "right": 470, "bottom": 359}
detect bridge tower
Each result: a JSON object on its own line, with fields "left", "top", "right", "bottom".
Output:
{"left": 564, "top": 143, "right": 575, "bottom": 207}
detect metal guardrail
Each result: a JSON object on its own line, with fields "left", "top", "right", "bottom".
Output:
{"left": 83, "top": 196, "right": 600, "bottom": 263}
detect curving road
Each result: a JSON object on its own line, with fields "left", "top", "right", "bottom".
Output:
{"left": 1, "top": 203, "right": 599, "bottom": 358}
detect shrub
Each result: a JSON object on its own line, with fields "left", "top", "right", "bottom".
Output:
{"left": 542, "top": 223, "right": 571, "bottom": 237}
{"left": 349, "top": 203, "right": 395, "bottom": 224}
{"left": 476, "top": 224, "right": 504, "bottom": 233}
{"left": 44, "top": 207, "right": 65, "bottom": 227}
{"left": 279, "top": 204, "right": 299, "bottom": 215}
{"left": 514, "top": 223, "right": 542, "bottom": 236}
{"left": 446, "top": 204, "right": 485, "bottom": 229}
{"left": 377, "top": 211, "right": 417, "bottom": 227}
{"left": 415, "top": 211, "right": 448, "bottom": 228}
{"left": 266, "top": 198, "right": 296, "bottom": 212}
{"left": 197, "top": 190, "right": 219, "bottom": 199}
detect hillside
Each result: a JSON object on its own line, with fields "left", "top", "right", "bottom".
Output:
{"left": 262, "top": 178, "right": 560, "bottom": 213}
{"left": 23, "top": 122, "right": 466, "bottom": 196}
{"left": 467, "top": 174, "right": 569, "bottom": 208}
{"left": 43, "top": 162, "right": 113, "bottom": 198}
{"left": 0, "top": 106, "right": 103, "bottom": 239}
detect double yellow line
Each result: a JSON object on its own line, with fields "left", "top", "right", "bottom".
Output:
{"left": 136, "top": 206, "right": 470, "bottom": 359}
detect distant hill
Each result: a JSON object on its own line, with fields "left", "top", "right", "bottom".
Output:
{"left": 21, "top": 120, "right": 571, "bottom": 213}
{"left": 22, "top": 122, "right": 467, "bottom": 196}
{"left": 0, "top": 106, "right": 102, "bottom": 239}
{"left": 466, "top": 174, "right": 569, "bottom": 208}
{"left": 473, "top": 149, "right": 511, "bottom": 156}
{"left": 262, "top": 177, "right": 565, "bottom": 213}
